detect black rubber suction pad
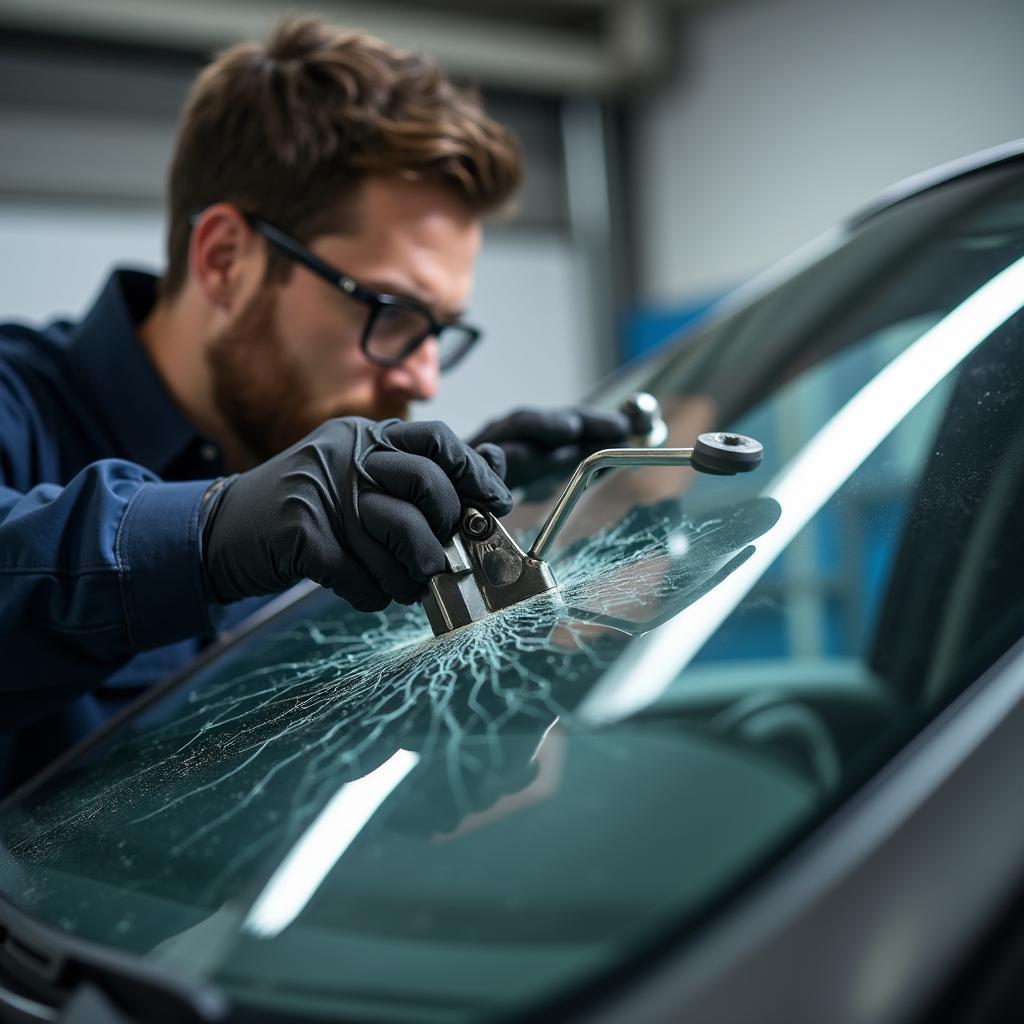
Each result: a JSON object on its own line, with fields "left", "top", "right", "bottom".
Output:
{"left": 692, "top": 432, "right": 764, "bottom": 475}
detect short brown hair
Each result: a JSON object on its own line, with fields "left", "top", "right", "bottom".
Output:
{"left": 161, "top": 16, "right": 523, "bottom": 297}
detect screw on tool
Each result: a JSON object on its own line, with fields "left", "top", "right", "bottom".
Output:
{"left": 462, "top": 508, "right": 494, "bottom": 540}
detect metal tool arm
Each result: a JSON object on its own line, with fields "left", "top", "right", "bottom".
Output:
{"left": 528, "top": 430, "right": 764, "bottom": 561}
{"left": 529, "top": 448, "right": 695, "bottom": 561}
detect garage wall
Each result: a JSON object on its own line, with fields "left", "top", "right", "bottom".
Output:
{"left": 633, "top": 0, "right": 1024, "bottom": 302}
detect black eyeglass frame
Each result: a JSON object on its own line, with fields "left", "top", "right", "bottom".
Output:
{"left": 245, "top": 215, "right": 482, "bottom": 371}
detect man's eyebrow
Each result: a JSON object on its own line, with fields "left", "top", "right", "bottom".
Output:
{"left": 362, "top": 278, "right": 464, "bottom": 322}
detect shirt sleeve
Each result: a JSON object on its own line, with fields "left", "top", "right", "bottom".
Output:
{"left": 0, "top": 458, "right": 218, "bottom": 695}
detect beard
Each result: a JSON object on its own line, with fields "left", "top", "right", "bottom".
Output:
{"left": 206, "top": 287, "right": 410, "bottom": 465}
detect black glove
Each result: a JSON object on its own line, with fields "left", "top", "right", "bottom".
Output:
{"left": 468, "top": 406, "right": 630, "bottom": 489}
{"left": 202, "top": 418, "right": 512, "bottom": 611}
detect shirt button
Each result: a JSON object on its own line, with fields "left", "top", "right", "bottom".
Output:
{"left": 200, "top": 443, "right": 220, "bottom": 463}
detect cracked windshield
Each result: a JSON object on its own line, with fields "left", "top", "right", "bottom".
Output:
{"left": 2, "top": 169, "right": 1024, "bottom": 1022}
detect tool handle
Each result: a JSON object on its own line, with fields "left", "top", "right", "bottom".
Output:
{"left": 527, "top": 433, "right": 763, "bottom": 561}
{"left": 528, "top": 448, "right": 694, "bottom": 561}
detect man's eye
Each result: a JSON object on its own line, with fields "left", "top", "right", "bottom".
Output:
{"left": 373, "top": 303, "right": 431, "bottom": 340}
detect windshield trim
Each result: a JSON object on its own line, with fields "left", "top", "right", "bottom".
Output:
{"left": 0, "top": 891, "right": 226, "bottom": 1023}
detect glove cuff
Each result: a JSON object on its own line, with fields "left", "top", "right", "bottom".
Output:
{"left": 198, "top": 475, "right": 238, "bottom": 603}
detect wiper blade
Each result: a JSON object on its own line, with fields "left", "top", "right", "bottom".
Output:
{"left": 0, "top": 895, "right": 226, "bottom": 1024}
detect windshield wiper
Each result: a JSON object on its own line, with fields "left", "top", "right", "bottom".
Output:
{"left": 0, "top": 895, "right": 226, "bottom": 1024}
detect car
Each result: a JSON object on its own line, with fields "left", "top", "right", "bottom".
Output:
{"left": 1, "top": 139, "right": 1024, "bottom": 1024}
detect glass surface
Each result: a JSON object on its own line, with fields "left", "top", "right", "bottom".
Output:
{"left": 368, "top": 300, "right": 435, "bottom": 357}
{"left": 367, "top": 304, "right": 477, "bottom": 371}
{"left": 2, "top": 166, "right": 1024, "bottom": 1022}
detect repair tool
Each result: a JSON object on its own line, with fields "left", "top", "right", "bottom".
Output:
{"left": 422, "top": 395, "right": 764, "bottom": 636}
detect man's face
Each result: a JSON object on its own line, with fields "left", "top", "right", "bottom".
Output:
{"left": 207, "top": 176, "right": 482, "bottom": 464}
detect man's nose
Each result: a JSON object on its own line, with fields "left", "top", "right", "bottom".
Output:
{"left": 379, "top": 336, "right": 441, "bottom": 402}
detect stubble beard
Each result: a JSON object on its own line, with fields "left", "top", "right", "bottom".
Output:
{"left": 206, "top": 288, "right": 410, "bottom": 466}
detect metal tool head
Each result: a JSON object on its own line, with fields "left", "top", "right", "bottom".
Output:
{"left": 422, "top": 507, "right": 557, "bottom": 636}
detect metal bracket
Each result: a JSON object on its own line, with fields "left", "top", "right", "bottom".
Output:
{"left": 422, "top": 509, "right": 557, "bottom": 636}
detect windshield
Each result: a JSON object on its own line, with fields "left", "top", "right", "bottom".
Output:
{"left": 2, "top": 164, "right": 1023, "bottom": 1023}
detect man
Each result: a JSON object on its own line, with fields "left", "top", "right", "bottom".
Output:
{"left": 0, "top": 17, "right": 627, "bottom": 789}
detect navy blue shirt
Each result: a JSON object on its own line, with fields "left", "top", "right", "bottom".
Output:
{"left": 0, "top": 269, "right": 264, "bottom": 792}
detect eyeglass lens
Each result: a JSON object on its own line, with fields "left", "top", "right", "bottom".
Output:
{"left": 365, "top": 304, "right": 476, "bottom": 370}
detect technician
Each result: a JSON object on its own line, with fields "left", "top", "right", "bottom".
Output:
{"left": 0, "top": 16, "right": 627, "bottom": 787}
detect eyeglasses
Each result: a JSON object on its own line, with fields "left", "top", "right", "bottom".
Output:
{"left": 247, "top": 215, "right": 482, "bottom": 373}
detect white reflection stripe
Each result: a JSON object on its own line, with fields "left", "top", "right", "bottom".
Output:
{"left": 580, "top": 253, "right": 1024, "bottom": 726}
{"left": 243, "top": 749, "right": 419, "bottom": 939}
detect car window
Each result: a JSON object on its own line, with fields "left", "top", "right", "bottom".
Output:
{"left": 1, "top": 166, "right": 1023, "bottom": 1023}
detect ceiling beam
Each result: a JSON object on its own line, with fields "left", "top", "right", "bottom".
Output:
{"left": 0, "top": 0, "right": 672, "bottom": 94}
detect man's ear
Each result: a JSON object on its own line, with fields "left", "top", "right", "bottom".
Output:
{"left": 188, "top": 203, "right": 265, "bottom": 311}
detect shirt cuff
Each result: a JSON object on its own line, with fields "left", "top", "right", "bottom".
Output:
{"left": 116, "top": 480, "right": 218, "bottom": 650}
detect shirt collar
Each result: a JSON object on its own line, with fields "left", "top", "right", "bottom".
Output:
{"left": 66, "top": 269, "right": 203, "bottom": 473}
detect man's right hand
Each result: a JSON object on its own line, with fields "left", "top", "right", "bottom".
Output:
{"left": 201, "top": 418, "right": 512, "bottom": 611}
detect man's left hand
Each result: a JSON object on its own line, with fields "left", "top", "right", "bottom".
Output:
{"left": 469, "top": 406, "right": 629, "bottom": 489}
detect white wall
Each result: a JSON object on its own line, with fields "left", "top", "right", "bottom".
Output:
{"left": 421, "top": 230, "right": 598, "bottom": 436}
{"left": 634, "top": 0, "right": 1024, "bottom": 302}
{"left": 0, "top": 204, "right": 593, "bottom": 437}
{"left": 0, "top": 205, "right": 165, "bottom": 323}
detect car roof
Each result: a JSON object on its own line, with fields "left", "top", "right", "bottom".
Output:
{"left": 848, "top": 137, "right": 1024, "bottom": 228}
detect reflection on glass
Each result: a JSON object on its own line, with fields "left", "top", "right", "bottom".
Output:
{"left": 244, "top": 748, "right": 420, "bottom": 939}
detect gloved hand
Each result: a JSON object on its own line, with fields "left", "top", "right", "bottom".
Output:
{"left": 468, "top": 406, "right": 630, "bottom": 489}
{"left": 201, "top": 418, "right": 512, "bottom": 611}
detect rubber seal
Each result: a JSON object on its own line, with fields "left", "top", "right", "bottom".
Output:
{"left": 692, "top": 432, "right": 764, "bottom": 475}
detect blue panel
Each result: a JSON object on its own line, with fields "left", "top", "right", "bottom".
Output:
{"left": 694, "top": 606, "right": 791, "bottom": 662}
{"left": 621, "top": 291, "right": 731, "bottom": 361}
